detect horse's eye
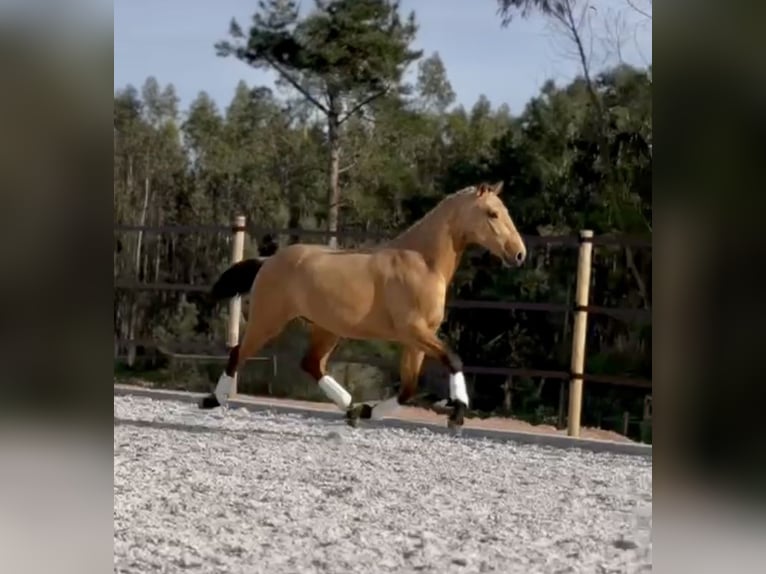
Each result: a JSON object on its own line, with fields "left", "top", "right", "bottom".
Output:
{"left": 488, "top": 211, "right": 499, "bottom": 219}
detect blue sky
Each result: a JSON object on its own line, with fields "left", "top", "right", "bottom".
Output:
{"left": 114, "top": 0, "right": 651, "bottom": 116}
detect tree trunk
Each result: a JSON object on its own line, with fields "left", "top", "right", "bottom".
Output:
{"left": 288, "top": 201, "right": 302, "bottom": 245}
{"left": 536, "top": 378, "right": 546, "bottom": 399}
{"left": 327, "top": 112, "right": 341, "bottom": 249}
{"left": 625, "top": 246, "right": 650, "bottom": 309}
{"left": 154, "top": 236, "right": 161, "bottom": 282}
{"left": 502, "top": 377, "right": 512, "bottom": 413}
{"left": 127, "top": 174, "right": 151, "bottom": 367}
{"left": 189, "top": 235, "right": 199, "bottom": 285}
{"left": 122, "top": 155, "right": 134, "bottom": 361}
{"left": 561, "top": 281, "right": 573, "bottom": 362}
{"left": 283, "top": 164, "right": 301, "bottom": 245}
{"left": 134, "top": 175, "right": 150, "bottom": 275}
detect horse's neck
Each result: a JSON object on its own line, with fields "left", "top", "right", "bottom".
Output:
{"left": 388, "top": 208, "right": 464, "bottom": 284}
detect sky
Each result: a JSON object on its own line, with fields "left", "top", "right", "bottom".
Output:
{"left": 114, "top": 0, "right": 651, "bottom": 117}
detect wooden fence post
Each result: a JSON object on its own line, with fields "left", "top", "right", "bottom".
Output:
{"left": 227, "top": 215, "right": 246, "bottom": 396}
{"left": 567, "top": 229, "right": 594, "bottom": 437}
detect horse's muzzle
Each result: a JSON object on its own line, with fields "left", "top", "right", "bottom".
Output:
{"left": 501, "top": 250, "right": 526, "bottom": 268}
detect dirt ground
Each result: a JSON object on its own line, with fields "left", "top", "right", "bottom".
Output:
{"left": 114, "top": 395, "right": 652, "bottom": 573}
{"left": 237, "top": 394, "right": 635, "bottom": 443}
{"left": 122, "top": 378, "right": 634, "bottom": 444}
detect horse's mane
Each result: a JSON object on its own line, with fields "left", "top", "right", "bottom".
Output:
{"left": 452, "top": 185, "right": 478, "bottom": 196}
{"left": 408, "top": 185, "right": 478, "bottom": 222}
{"left": 301, "top": 186, "right": 481, "bottom": 255}
{"left": 380, "top": 185, "right": 478, "bottom": 248}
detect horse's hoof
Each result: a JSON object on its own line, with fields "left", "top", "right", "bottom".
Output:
{"left": 199, "top": 393, "right": 221, "bottom": 409}
{"left": 447, "top": 418, "right": 464, "bottom": 437}
{"left": 345, "top": 403, "right": 372, "bottom": 427}
{"left": 447, "top": 400, "right": 466, "bottom": 435}
{"left": 449, "top": 401, "right": 466, "bottom": 423}
{"left": 345, "top": 405, "right": 361, "bottom": 428}
{"left": 345, "top": 416, "right": 360, "bottom": 428}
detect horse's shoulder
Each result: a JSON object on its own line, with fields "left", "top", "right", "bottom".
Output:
{"left": 372, "top": 246, "right": 419, "bottom": 261}
{"left": 374, "top": 248, "right": 432, "bottom": 278}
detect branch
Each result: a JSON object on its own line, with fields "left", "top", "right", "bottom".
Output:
{"left": 338, "top": 88, "right": 389, "bottom": 125}
{"left": 625, "top": 245, "right": 650, "bottom": 311}
{"left": 626, "top": 0, "right": 652, "bottom": 20}
{"left": 601, "top": 8, "right": 628, "bottom": 66}
{"left": 338, "top": 161, "right": 357, "bottom": 174}
{"left": 262, "top": 55, "right": 330, "bottom": 115}
{"left": 561, "top": 0, "right": 595, "bottom": 96}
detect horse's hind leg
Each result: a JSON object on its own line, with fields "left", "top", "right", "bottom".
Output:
{"left": 396, "top": 347, "right": 425, "bottom": 405}
{"left": 199, "top": 306, "right": 290, "bottom": 409}
{"left": 300, "top": 325, "right": 351, "bottom": 411}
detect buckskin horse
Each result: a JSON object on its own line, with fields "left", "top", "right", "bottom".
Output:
{"left": 200, "top": 182, "right": 527, "bottom": 431}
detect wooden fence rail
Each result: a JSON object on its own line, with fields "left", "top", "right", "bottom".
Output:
{"left": 112, "top": 280, "right": 651, "bottom": 323}
{"left": 113, "top": 337, "right": 650, "bottom": 390}
{"left": 114, "top": 216, "right": 652, "bottom": 437}
{"left": 114, "top": 222, "right": 653, "bottom": 248}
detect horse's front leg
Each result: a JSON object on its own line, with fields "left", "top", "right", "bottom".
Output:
{"left": 401, "top": 322, "right": 469, "bottom": 433}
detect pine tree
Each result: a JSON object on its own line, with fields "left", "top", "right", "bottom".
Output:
{"left": 215, "top": 0, "right": 422, "bottom": 246}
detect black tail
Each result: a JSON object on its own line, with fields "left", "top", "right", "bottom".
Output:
{"left": 211, "top": 258, "right": 264, "bottom": 301}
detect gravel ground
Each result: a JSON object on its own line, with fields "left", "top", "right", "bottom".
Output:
{"left": 114, "top": 396, "right": 652, "bottom": 574}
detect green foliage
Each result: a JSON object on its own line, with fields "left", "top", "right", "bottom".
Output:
{"left": 152, "top": 296, "right": 200, "bottom": 344}
{"left": 217, "top": 0, "right": 421, "bottom": 98}
{"left": 416, "top": 52, "right": 456, "bottom": 113}
{"left": 496, "top": 1, "right": 577, "bottom": 24}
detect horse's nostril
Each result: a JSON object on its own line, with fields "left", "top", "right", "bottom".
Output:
{"left": 515, "top": 251, "right": 525, "bottom": 264}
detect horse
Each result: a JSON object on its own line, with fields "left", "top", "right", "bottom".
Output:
{"left": 199, "top": 181, "right": 527, "bottom": 431}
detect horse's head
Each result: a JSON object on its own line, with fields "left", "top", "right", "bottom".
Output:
{"left": 453, "top": 182, "right": 527, "bottom": 267}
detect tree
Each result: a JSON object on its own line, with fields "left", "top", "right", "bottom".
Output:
{"left": 216, "top": 0, "right": 422, "bottom": 247}
{"left": 497, "top": 0, "right": 651, "bottom": 309}
{"left": 223, "top": 81, "right": 284, "bottom": 228}
{"left": 416, "top": 52, "right": 455, "bottom": 114}
{"left": 114, "top": 78, "right": 186, "bottom": 365}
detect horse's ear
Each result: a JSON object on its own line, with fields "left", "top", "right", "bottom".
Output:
{"left": 475, "top": 183, "right": 490, "bottom": 196}
{"left": 491, "top": 181, "right": 504, "bottom": 195}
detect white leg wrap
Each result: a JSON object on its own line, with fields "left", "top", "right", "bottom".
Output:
{"left": 214, "top": 373, "right": 235, "bottom": 405}
{"left": 370, "top": 396, "right": 400, "bottom": 420}
{"left": 318, "top": 375, "right": 352, "bottom": 410}
{"left": 449, "top": 371, "right": 469, "bottom": 407}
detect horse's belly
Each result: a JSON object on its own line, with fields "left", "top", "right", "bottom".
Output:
{"left": 297, "top": 284, "right": 396, "bottom": 339}
{"left": 304, "top": 303, "right": 395, "bottom": 339}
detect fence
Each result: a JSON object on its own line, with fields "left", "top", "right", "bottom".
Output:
{"left": 114, "top": 216, "right": 652, "bottom": 438}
